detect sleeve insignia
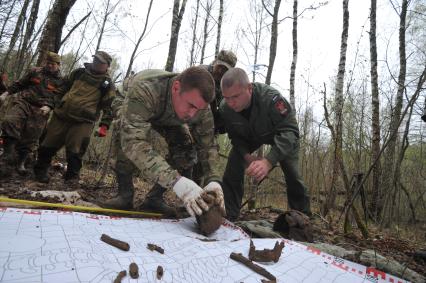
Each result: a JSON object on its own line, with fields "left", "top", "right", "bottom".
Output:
{"left": 274, "top": 99, "right": 288, "bottom": 116}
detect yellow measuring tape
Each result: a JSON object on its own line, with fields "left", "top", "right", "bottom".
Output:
{"left": 0, "top": 197, "right": 162, "bottom": 218}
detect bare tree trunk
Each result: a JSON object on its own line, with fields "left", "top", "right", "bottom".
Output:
{"left": 214, "top": 0, "right": 223, "bottom": 58}
{"left": 15, "top": 0, "right": 41, "bottom": 78}
{"left": 289, "top": 0, "right": 298, "bottom": 110}
{"left": 126, "top": 0, "right": 154, "bottom": 77}
{"left": 165, "top": 0, "right": 188, "bottom": 71}
{"left": 0, "top": 0, "right": 18, "bottom": 43}
{"left": 322, "top": 0, "right": 349, "bottom": 216}
{"left": 380, "top": 0, "right": 408, "bottom": 221}
{"left": 263, "top": 0, "right": 281, "bottom": 85}
{"left": 369, "top": 0, "right": 382, "bottom": 221}
{"left": 200, "top": 0, "right": 212, "bottom": 64}
{"left": 36, "top": 0, "right": 77, "bottom": 65}
{"left": 2, "top": 0, "right": 30, "bottom": 69}
{"left": 189, "top": 0, "right": 200, "bottom": 66}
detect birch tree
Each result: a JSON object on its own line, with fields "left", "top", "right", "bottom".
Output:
{"left": 214, "top": 0, "right": 223, "bottom": 58}
{"left": 380, "top": 0, "right": 408, "bottom": 220}
{"left": 369, "top": 0, "right": 382, "bottom": 220}
{"left": 323, "top": 0, "right": 349, "bottom": 216}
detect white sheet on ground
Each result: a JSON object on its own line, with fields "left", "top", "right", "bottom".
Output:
{"left": 0, "top": 207, "right": 407, "bottom": 283}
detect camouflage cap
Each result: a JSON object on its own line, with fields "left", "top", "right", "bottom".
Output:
{"left": 214, "top": 50, "right": 237, "bottom": 69}
{"left": 93, "top": 50, "right": 112, "bottom": 66}
{"left": 46, "top": 51, "right": 61, "bottom": 64}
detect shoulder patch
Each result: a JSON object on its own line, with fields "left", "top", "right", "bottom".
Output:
{"left": 274, "top": 97, "right": 289, "bottom": 116}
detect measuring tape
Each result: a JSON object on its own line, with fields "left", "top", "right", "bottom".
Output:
{"left": 0, "top": 197, "right": 162, "bottom": 218}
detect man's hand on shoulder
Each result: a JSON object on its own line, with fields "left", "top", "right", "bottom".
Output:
{"left": 245, "top": 158, "right": 272, "bottom": 182}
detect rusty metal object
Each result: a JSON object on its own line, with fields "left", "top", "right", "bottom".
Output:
{"left": 156, "top": 265, "right": 164, "bottom": 280}
{"left": 147, "top": 243, "right": 164, "bottom": 254}
{"left": 113, "top": 270, "right": 126, "bottom": 283}
{"left": 230, "top": 252, "right": 276, "bottom": 282}
{"left": 129, "top": 262, "right": 139, "bottom": 279}
{"left": 196, "top": 191, "right": 223, "bottom": 236}
{"left": 248, "top": 239, "right": 284, "bottom": 263}
{"left": 100, "top": 234, "right": 130, "bottom": 251}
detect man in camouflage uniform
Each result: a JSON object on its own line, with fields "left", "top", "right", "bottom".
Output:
{"left": 202, "top": 50, "right": 237, "bottom": 134}
{"left": 0, "top": 52, "right": 64, "bottom": 177}
{"left": 102, "top": 66, "right": 225, "bottom": 217}
{"left": 219, "top": 68, "right": 311, "bottom": 221}
{"left": 33, "top": 51, "right": 116, "bottom": 185}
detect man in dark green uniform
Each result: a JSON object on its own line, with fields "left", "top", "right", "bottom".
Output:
{"left": 0, "top": 52, "right": 64, "bottom": 177}
{"left": 219, "top": 68, "right": 311, "bottom": 221}
{"left": 33, "top": 51, "right": 116, "bottom": 185}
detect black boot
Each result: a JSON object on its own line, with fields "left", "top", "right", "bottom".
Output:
{"left": 101, "top": 172, "right": 134, "bottom": 209}
{"left": 16, "top": 151, "right": 29, "bottom": 175}
{"left": 139, "top": 184, "right": 177, "bottom": 216}
{"left": 33, "top": 146, "right": 57, "bottom": 183}
{"left": 63, "top": 151, "right": 82, "bottom": 188}
{"left": 0, "top": 137, "right": 17, "bottom": 178}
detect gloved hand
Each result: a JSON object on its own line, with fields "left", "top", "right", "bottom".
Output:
{"left": 40, "top": 105, "right": 51, "bottom": 116}
{"left": 172, "top": 176, "right": 209, "bottom": 217}
{"left": 203, "top": 181, "right": 226, "bottom": 215}
{"left": 0, "top": 91, "right": 9, "bottom": 102}
{"left": 96, "top": 125, "right": 108, "bottom": 137}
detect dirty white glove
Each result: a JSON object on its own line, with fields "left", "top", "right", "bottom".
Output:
{"left": 40, "top": 105, "right": 51, "bottom": 115}
{"left": 0, "top": 91, "right": 8, "bottom": 102}
{"left": 172, "top": 176, "right": 209, "bottom": 217}
{"left": 203, "top": 182, "right": 226, "bottom": 215}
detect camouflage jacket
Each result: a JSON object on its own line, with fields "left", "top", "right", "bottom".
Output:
{"left": 200, "top": 64, "right": 226, "bottom": 134}
{"left": 114, "top": 69, "right": 220, "bottom": 189}
{"left": 220, "top": 82, "right": 300, "bottom": 165}
{"left": 54, "top": 63, "right": 116, "bottom": 127}
{"left": 8, "top": 67, "right": 64, "bottom": 109}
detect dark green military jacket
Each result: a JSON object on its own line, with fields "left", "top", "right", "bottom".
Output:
{"left": 8, "top": 67, "right": 64, "bottom": 109}
{"left": 114, "top": 69, "right": 220, "bottom": 189}
{"left": 54, "top": 63, "right": 115, "bottom": 128}
{"left": 219, "top": 82, "right": 299, "bottom": 166}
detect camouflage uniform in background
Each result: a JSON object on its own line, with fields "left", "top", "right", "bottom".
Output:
{"left": 192, "top": 50, "right": 237, "bottom": 184}
{"left": 0, "top": 52, "right": 64, "bottom": 176}
{"left": 201, "top": 50, "right": 238, "bottom": 135}
{"left": 34, "top": 51, "right": 116, "bottom": 184}
{"left": 105, "top": 69, "right": 220, "bottom": 212}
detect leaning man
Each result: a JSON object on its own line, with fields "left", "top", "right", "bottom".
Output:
{"left": 102, "top": 66, "right": 225, "bottom": 217}
{"left": 219, "top": 68, "right": 311, "bottom": 221}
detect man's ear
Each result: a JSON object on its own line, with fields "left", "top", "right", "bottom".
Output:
{"left": 172, "top": 80, "right": 181, "bottom": 95}
{"left": 248, "top": 83, "right": 253, "bottom": 94}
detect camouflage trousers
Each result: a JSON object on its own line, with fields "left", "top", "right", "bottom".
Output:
{"left": 0, "top": 99, "right": 48, "bottom": 154}
{"left": 111, "top": 123, "right": 197, "bottom": 178}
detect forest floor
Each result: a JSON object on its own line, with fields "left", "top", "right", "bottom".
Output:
{"left": 0, "top": 163, "right": 425, "bottom": 279}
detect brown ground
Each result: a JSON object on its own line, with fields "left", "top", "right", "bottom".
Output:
{"left": 0, "top": 165, "right": 425, "bottom": 278}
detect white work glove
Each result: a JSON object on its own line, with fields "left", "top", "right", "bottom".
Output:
{"left": 0, "top": 91, "right": 8, "bottom": 102}
{"left": 203, "top": 181, "right": 226, "bottom": 216}
{"left": 172, "top": 176, "right": 209, "bottom": 217}
{"left": 40, "top": 105, "right": 51, "bottom": 116}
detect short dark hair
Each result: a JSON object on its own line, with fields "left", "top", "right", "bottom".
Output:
{"left": 221, "top": 67, "right": 250, "bottom": 91}
{"left": 176, "top": 66, "right": 215, "bottom": 103}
